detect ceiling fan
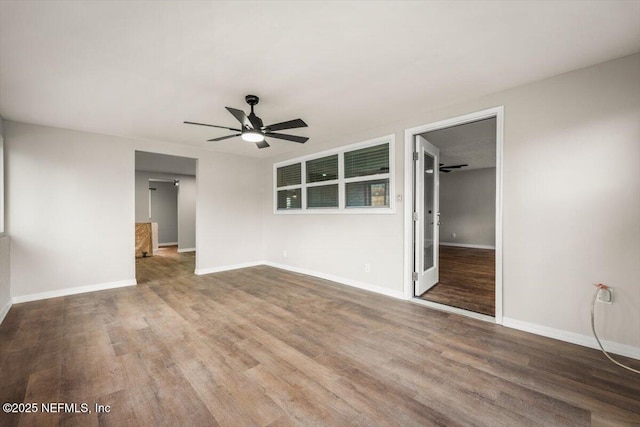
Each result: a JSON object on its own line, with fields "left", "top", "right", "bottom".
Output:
{"left": 184, "top": 95, "right": 308, "bottom": 149}
{"left": 440, "top": 163, "right": 468, "bottom": 173}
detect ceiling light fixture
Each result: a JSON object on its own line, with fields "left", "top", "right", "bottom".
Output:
{"left": 184, "top": 95, "right": 308, "bottom": 149}
{"left": 241, "top": 130, "right": 265, "bottom": 143}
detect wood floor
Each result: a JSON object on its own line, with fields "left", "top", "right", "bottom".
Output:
{"left": 1, "top": 253, "right": 639, "bottom": 426}
{"left": 136, "top": 245, "right": 194, "bottom": 284}
{"left": 421, "top": 245, "right": 495, "bottom": 316}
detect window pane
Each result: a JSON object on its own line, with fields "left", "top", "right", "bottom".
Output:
{"left": 306, "top": 155, "right": 338, "bottom": 183}
{"left": 277, "top": 189, "right": 301, "bottom": 210}
{"left": 277, "top": 163, "right": 301, "bottom": 187}
{"left": 346, "top": 179, "right": 390, "bottom": 208}
{"left": 307, "top": 185, "right": 338, "bottom": 208}
{"left": 344, "top": 143, "right": 389, "bottom": 178}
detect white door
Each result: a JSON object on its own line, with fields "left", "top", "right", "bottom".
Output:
{"left": 414, "top": 135, "right": 440, "bottom": 296}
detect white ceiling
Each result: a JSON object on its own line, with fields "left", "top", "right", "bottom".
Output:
{"left": 1, "top": 1, "right": 638, "bottom": 159}
{"left": 421, "top": 118, "right": 496, "bottom": 171}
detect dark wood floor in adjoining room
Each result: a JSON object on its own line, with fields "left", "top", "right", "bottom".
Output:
{"left": 421, "top": 245, "right": 495, "bottom": 316}
{"left": 1, "top": 253, "right": 639, "bottom": 426}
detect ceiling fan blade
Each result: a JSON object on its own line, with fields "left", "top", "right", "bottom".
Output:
{"left": 225, "top": 107, "right": 252, "bottom": 129}
{"left": 441, "top": 164, "right": 468, "bottom": 169}
{"left": 207, "top": 133, "right": 241, "bottom": 142}
{"left": 264, "top": 118, "right": 308, "bottom": 132}
{"left": 184, "top": 121, "right": 241, "bottom": 132}
{"left": 440, "top": 169, "right": 451, "bottom": 173}
{"left": 265, "top": 132, "right": 309, "bottom": 143}
{"left": 255, "top": 140, "right": 270, "bottom": 149}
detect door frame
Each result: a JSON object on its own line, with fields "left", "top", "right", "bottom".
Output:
{"left": 133, "top": 150, "right": 199, "bottom": 276}
{"left": 403, "top": 106, "right": 504, "bottom": 324}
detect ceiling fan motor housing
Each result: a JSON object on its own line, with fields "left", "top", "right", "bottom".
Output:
{"left": 245, "top": 95, "right": 263, "bottom": 128}
{"left": 245, "top": 94, "right": 260, "bottom": 106}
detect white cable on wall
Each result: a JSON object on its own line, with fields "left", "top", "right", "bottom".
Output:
{"left": 591, "top": 285, "right": 640, "bottom": 374}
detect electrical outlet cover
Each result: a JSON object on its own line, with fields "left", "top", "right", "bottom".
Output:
{"left": 597, "top": 288, "right": 613, "bottom": 304}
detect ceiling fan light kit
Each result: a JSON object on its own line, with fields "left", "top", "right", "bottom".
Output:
{"left": 241, "top": 130, "right": 265, "bottom": 143}
{"left": 185, "top": 95, "right": 308, "bottom": 149}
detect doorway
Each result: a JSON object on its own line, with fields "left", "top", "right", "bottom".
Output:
{"left": 134, "top": 151, "right": 197, "bottom": 283}
{"left": 404, "top": 107, "right": 503, "bottom": 323}
{"left": 149, "top": 179, "right": 179, "bottom": 246}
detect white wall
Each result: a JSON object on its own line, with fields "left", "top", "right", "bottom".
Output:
{"left": 176, "top": 175, "right": 196, "bottom": 252}
{"left": 0, "top": 116, "right": 10, "bottom": 322}
{"left": 5, "top": 122, "right": 263, "bottom": 300}
{"left": 262, "top": 53, "right": 640, "bottom": 350}
{"left": 135, "top": 171, "right": 197, "bottom": 250}
{"left": 0, "top": 121, "right": 4, "bottom": 234}
{"left": 495, "top": 55, "right": 639, "bottom": 350}
{"left": 440, "top": 167, "right": 496, "bottom": 247}
{"left": 6, "top": 123, "right": 135, "bottom": 298}
{"left": 0, "top": 236, "right": 10, "bottom": 322}
{"left": 194, "top": 151, "right": 264, "bottom": 274}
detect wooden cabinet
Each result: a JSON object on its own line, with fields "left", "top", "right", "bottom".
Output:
{"left": 135, "top": 222, "right": 158, "bottom": 257}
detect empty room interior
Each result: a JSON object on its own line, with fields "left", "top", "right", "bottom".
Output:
{"left": 0, "top": 1, "right": 639, "bottom": 426}
{"left": 416, "top": 118, "right": 497, "bottom": 318}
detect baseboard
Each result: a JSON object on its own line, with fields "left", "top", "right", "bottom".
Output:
{"left": 195, "top": 261, "right": 264, "bottom": 276}
{"left": 502, "top": 317, "right": 640, "bottom": 360}
{"left": 12, "top": 279, "right": 137, "bottom": 304}
{"left": 177, "top": 247, "right": 196, "bottom": 253}
{"left": 0, "top": 299, "right": 12, "bottom": 325}
{"left": 159, "top": 242, "right": 178, "bottom": 247}
{"left": 440, "top": 242, "right": 496, "bottom": 250}
{"left": 263, "top": 261, "right": 405, "bottom": 300}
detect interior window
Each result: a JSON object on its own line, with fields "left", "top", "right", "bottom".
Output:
{"left": 274, "top": 137, "right": 393, "bottom": 213}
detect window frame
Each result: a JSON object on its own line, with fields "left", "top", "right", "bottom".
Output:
{"left": 273, "top": 134, "right": 395, "bottom": 215}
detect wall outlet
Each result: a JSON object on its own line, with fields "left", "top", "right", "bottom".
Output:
{"left": 283, "top": 250, "right": 288, "bottom": 258}
{"left": 597, "top": 288, "right": 613, "bottom": 304}
{"left": 452, "top": 232, "right": 457, "bottom": 239}
{"left": 364, "top": 263, "right": 371, "bottom": 273}
{"left": 396, "top": 194, "right": 403, "bottom": 202}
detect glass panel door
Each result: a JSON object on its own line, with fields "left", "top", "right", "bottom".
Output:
{"left": 423, "top": 151, "right": 435, "bottom": 272}
{"left": 414, "top": 135, "right": 440, "bottom": 296}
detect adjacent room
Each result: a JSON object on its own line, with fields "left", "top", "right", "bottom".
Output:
{"left": 0, "top": 1, "right": 639, "bottom": 426}
{"left": 416, "top": 118, "right": 497, "bottom": 318}
{"left": 134, "top": 151, "right": 197, "bottom": 284}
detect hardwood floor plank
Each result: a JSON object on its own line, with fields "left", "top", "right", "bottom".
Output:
{"left": 0, "top": 247, "right": 638, "bottom": 426}
{"left": 421, "top": 245, "right": 495, "bottom": 316}
{"left": 18, "top": 367, "right": 62, "bottom": 427}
